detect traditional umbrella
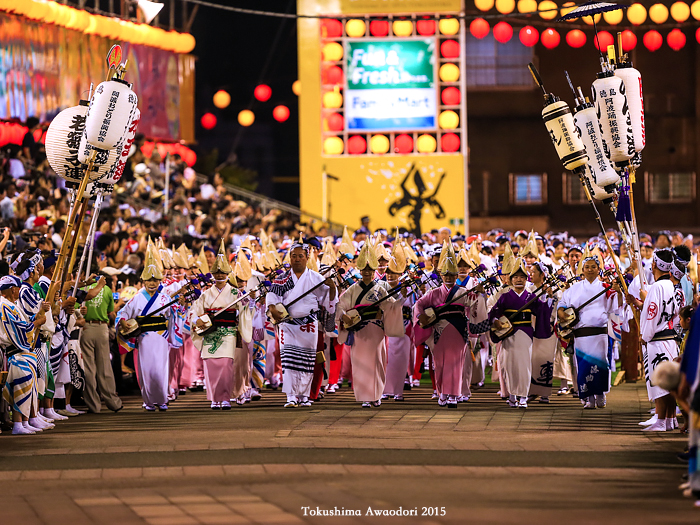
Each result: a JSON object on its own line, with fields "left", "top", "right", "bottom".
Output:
{"left": 557, "top": 1, "right": 628, "bottom": 57}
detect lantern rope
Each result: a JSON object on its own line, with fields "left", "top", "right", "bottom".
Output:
{"left": 186, "top": 0, "right": 700, "bottom": 32}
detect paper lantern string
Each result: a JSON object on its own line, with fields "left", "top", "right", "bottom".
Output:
{"left": 615, "top": 172, "right": 632, "bottom": 222}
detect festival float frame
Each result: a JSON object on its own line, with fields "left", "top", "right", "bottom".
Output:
{"left": 297, "top": 0, "right": 469, "bottom": 235}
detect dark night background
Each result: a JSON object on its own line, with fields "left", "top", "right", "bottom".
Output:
{"left": 189, "top": 1, "right": 301, "bottom": 204}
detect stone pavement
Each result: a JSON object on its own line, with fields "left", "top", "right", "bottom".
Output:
{"left": 1, "top": 381, "right": 697, "bottom": 524}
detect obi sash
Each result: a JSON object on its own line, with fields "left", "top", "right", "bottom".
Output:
{"left": 206, "top": 308, "right": 237, "bottom": 327}
{"left": 436, "top": 303, "right": 468, "bottom": 342}
{"left": 137, "top": 315, "right": 167, "bottom": 333}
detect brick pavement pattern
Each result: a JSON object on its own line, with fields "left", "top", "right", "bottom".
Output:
{"left": 0, "top": 382, "right": 696, "bottom": 524}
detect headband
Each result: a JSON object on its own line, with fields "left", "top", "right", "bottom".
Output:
{"left": 670, "top": 260, "right": 685, "bottom": 280}
{"left": 582, "top": 256, "right": 600, "bottom": 266}
{"left": 653, "top": 251, "right": 673, "bottom": 272}
{"left": 532, "top": 261, "right": 549, "bottom": 277}
{"left": 0, "top": 275, "right": 21, "bottom": 290}
{"left": 19, "top": 261, "right": 36, "bottom": 281}
{"left": 290, "top": 242, "right": 309, "bottom": 253}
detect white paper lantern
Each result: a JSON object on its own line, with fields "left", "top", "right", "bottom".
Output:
{"left": 581, "top": 164, "right": 615, "bottom": 201}
{"left": 573, "top": 104, "right": 620, "bottom": 189}
{"left": 84, "top": 80, "right": 138, "bottom": 150}
{"left": 99, "top": 108, "right": 141, "bottom": 185}
{"left": 77, "top": 133, "right": 120, "bottom": 182}
{"left": 542, "top": 99, "right": 588, "bottom": 171}
{"left": 614, "top": 64, "right": 645, "bottom": 154}
{"left": 591, "top": 73, "right": 635, "bottom": 166}
{"left": 45, "top": 104, "right": 89, "bottom": 184}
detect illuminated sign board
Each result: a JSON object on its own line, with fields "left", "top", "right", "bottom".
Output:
{"left": 345, "top": 39, "right": 436, "bottom": 131}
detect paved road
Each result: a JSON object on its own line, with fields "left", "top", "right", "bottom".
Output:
{"left": 1, "top": 382, "right": 696, "bottom": 524}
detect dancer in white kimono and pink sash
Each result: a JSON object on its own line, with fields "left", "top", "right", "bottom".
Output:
{"left": 337, "top": 240, "right": 404, "bottom": 407}
{"left": 267, "top": 242, "right": 337, "bottom": 408}
{"left": 414, "top": 242, "right": 489, "bottom": 408}
{"left": 117, "top": 242, "right": 176, "bottom": 411}
{"left": 382, "top": 241, "right": 413, "bottom": 401}
{"left": 189, "top": 241, "right": 241, "bottom": 410}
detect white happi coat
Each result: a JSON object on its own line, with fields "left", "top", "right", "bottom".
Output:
{"left": 640, "top": 277, "right": 679, "bottom": 401}
{"left": 265, "top": 269, "right": 336, "bottom": 401}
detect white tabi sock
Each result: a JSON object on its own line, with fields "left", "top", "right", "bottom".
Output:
{"left": 23, "top": 420, "right": 43, "bottom": 432}
{"left": 13, "top": 422, "right": 34, "bottom": 435}
{"left": 29, "top": 417, "right": 54, "bottom": 430}
{"left": 47, "top": 408, "right": 68, "bottom": 420}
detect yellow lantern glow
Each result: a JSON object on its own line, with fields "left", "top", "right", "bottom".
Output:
{"left": 324, "top": 137, "right": 344, "bottom": 155}
{"left": 495, "top": 0, "right": 516, "bottom": 14}
{"left": 345, "top": 19, "right": 366, "bottom": 37}
{"left": 43, "top": 2, "right": 59, "bottom": 24}
{"left": 74, "top": 9, "right": 91, "bottom": 31}
{"left": 393, "top": 20, "right": 414, "bottom": 36}
{"left": 55, "top": 4, "right": 71, "bottom": 26}
{"left": 517, "top": 0, "right": 537, "bottom": 12}
{"left": 692, "top": 0, "right": 700, "bottom": 20}
{"left": 438, "top": 18, "right": 460, "bottom": 35}
{"left": 439, "top": 63, "right": 460, "bottom": 83}
{"left": 178, "top": 33, "right": 196, "bottom": 53}
{"left": 238, "top": 110, "right": 255, "bottom": 127}
{"left": 560, "top": 2, "right": 576, "bottom": 20}
{"left": 213, "top": 90, "right": 231, "bottom": 109}
{"left": 603, "top": 9, "right": 623, "bottom": 24}
{"left": 370, "top": 135, "right": 390, "bottom": 154}
{"left": 64, "top": 7, "right": 80, "bottom": 29}
{"left": 323, "top": 88, "right": 343, "bottom": 109}
{"left": 671, "top": 1, "right": 691, "bottom": 21}
{"left": 438, "top": 111, "right": 459, "bottom": 130}
{"left": 538, "top": 1, "right": 558, "bottom": 19}
{"left": 627, "top": 3, "right": 647, "bottom": 24}
{"left": 84, "top": 14, "right": 98, "bottom": 34}
{"left": 649, "top": 3, "right": 669, "bottom": 23}
{"left": 416, "top": 135, "right": 437, "bottom": 153}
{"left": 475, "top": 0, "right": 495, "bottom": 11}
{"left": 322, "top": 42, "right": 343, "bottom": 62}
{"left": 582, "top": 13, "right": 601, "bottom": 24}
{"left": 292, "top": 80, "right": 301, "bottom": 96}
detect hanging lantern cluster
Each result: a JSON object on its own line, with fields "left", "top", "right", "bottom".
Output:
{"left": 471, "top": 0, "right": 700, "bottom": 51}
{"left": 141, "top": 141, "right": 197, "bottom": 167}
{"left": 1, "top": 0, "right": 195, "bottom": 53}
{"left": 320, "top": 15, "right": 464, "bottom": 156}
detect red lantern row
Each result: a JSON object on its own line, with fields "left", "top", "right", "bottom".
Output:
{"left": 321, "top": 18, "right": 438, "bottom": 38}
{"left": 466, "top": 22, "right": 686, "bottom": 52}
{"left": 0, "top": 122, "right": 32, "bottom": 148}
{"left": 340, "top": 133, "right": 460, "bottom": 154}
{"left": 142, "top": 141, "right": 197, "bottom": 167}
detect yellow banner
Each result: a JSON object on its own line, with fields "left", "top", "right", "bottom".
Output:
{"left": 319, "top": 155, "right": 464, "bottom": 234}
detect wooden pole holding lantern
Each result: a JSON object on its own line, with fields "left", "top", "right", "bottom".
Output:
{"left": 29, "top": 45, "right": 135, "bottom": 345}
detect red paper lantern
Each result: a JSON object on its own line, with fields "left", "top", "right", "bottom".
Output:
{"left": 566, "top": 29, "right": 586, "bottom": 48}
{"left": 493, "top": 22, "right": 513, "bottom": 43}
{"left": 470, "top": 18, "right": 490, "bottom": 39}
{"left": 200, "top": 113, "right": 217, "bottom": 130}
{"left": 441, "top": 86, "right": 461, "bottom": 106}
{"left": 325, "top": 65, "right": 344, "bottom": 85}
{"left": 440, "top": 39, "right": 460, "bottom": 58}
{"left": 667, "top": 28, "right": 686, "bottom": 51}
{"left": 348, "top": 135, "right": 366, "bottom": 154}
{"left": 519, "top": 26, "right": 539, "bottom": 47}
{"left": 541, "top": 28, "right": 560, "bottom": 49}
{"left": 254, "top": 84, "right": 272, "bottom": 102}
{"left": 326, "top": 113, "right": 344, "bottom": 131}
{"left": 370, "top": 20, "right": 389, "bottom": 36}
{"left": 416, "top": 19, "right": 436, "bottom": 35}
{"left": 441, "top": 133, "right": 460, "bottom": 153}
{"left": 273, "top": 105, "right": 290, "bottom": 122}
{"left": 643, "top": 30, "right": 663, "bottom": 52}
{"left": 394, "top": 134, "right": 414, "bottom": 154}
{"left": 593, "top": 31, "right": 614, "bottom": 52}
{"left": 620, "top": 29, "right": 637, "bottom": 51}
{"left": 321, "top": 19, "right": 343, "bottom": 38}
